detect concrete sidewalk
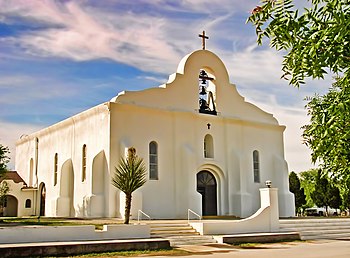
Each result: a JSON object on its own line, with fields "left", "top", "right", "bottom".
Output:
{"left": 174, "top": 240, "right": 350, "bottom": 258}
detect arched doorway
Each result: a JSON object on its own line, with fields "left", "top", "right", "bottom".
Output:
{"left": 3, "top": 195, "right": 18, "bottom": 216}
{"left": 39, "top": 183, "right": 46, "bottom": 216}
{"left": 196, "top": 171, "right": 217, "bottom": 216}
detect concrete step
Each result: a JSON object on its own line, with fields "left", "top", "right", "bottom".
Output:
{"left": 151, "top": 229, "right": 198, "bottom": 235}
{"left": 280, "top": 218, "right": 350, "bottom": 225}
{"left": 279, "top": 218, "right": 350, "bottom": 240}
{"left": 152, "top": 233, "right": 200, "bottom": 238}
{"left": 168, "top": 235, "right": 217, "bottom": 246}
{"left": 280, "top": 225, "right": 350, "bottom": 231}
{"left": 302, "top": 232, "right": 350, "bottom": 240}
{"left": 147, "top": 221, "right": 217, "bottom": 246}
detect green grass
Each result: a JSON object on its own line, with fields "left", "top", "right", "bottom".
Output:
{"left": 40, "top": 248, "right": 189, "bottom": 258}
{"left": 0, "top": 217, "right": 120, "bottom": 229}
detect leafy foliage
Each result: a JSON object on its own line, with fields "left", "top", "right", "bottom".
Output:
{"left": 311, "top": 170, "right": 342, "bottom": 214}
{"left": 302, "top": 79, "right": 350, "bottom": 180}
{"left": 299, "top": 169, "right": 318, "bottom": 207}
{"left": 0, "top": 181, "right": 10, "bottom": 215}
{"left": 247, "top": 0, "right": 350, "bottom": 87}
{"left": 342, "top": 177, "right": 350, "bottom": 210}
{"left": 111, "top": 147, "right": 147, "bottom": 224}
{"left": 0, "top": 143, "right": 10, "bottom": 178}
{"left": 289, "top": 171, "right": 306, "bottom": 214}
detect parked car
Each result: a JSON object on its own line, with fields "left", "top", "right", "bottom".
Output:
{"left": 305, "top": 207, "right": 340, "bottom": 216}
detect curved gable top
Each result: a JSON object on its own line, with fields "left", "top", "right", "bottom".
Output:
{"left": 112, "top": 49, "right": 279, "bottom": 125}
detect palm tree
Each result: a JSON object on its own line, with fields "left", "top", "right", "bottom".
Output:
{"left": 111, "top": 147, "right": 147, "bottom": 224}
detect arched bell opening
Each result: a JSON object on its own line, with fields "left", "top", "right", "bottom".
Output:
{"left": 198, "top": 69, "right": 217, "bottom": 115}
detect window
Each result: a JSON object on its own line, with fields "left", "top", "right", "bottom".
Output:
{"left": 253, "top": 150, "right": 260, "bottom": 183}
{"left": 25, "top": 199, "right": 31, "bottom": 208}
{"left": 54, "top": 153, "right": 58, "bottom": 186}
{"left": 82, "top": 144, "right": 87, "bottom": 182}
{"left": 204, "top": 134, "right": 214, "bottom": 158}
{"left": 149, "top": 141, "right": 158, "bottom": 180}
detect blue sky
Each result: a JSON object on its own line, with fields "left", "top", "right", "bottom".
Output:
{"left": 0, "top": 0, "right": 330, "bottom": 172}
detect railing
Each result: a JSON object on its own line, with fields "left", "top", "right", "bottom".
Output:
{"left": 137, "top": 210, "right": 151, "bottom": 223}
{"left": 188, "top": 209, "right": 201, "bottom": 223}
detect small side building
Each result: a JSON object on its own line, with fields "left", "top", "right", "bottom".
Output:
{"left": 0, "top": 171, "right": 36, "bottom": 217}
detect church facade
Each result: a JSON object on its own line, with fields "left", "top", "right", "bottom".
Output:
{"left": 10, "top": 49, "right": 295, "bottom": 219}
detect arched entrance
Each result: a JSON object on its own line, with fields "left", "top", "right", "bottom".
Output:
{"left": 3, "top": 195, "right": 18, "bottom": 216}
{"left": 39, "top": 183, "right": 46, "bottom": 216}
{"left": 196, "top": 170, "right": 217, "bottom": 216}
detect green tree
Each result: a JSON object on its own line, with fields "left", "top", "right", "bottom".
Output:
{"left": 0, "top": 143, "right": 10, "bottom": 216}
{"left": 342, "top": 177, "right": 350, "bottom": 211}
{"left": 0, "top": 181, "right": 9, "bottom": 216}
{"left": 311, "top": 170, "right": 341, "bottom": 215}
{"left": 289, "top": 171, "right": 306, "bottom": 214}
{"left": 329, "top": 186, "right": 342, "bottom": 212}
{"left": 0, "top": 143, "right": 10, "bottom": 178}
{"left": 299, "top": 169, "right": 318, "bottom": 208}
{"left": 247, "top": 0, "right": 350, "bottom": 87}
{"left": 302, "top": 80, "right": 350, "bottom": 180}
{"left": 248, "top": 0, "right": 350, "bottom": 182}
{"left": 111, "top": 147, "right": 147, "bottom": 224}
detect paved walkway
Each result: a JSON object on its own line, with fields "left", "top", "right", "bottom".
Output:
{"left": 165, "top": 240, "right": 350, "bottom": 258}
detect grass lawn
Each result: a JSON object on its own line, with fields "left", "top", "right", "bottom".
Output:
{"left": 0, "top": 217, "right": 125, "bottom": 229}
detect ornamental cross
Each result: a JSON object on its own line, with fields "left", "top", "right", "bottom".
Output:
{"left": 199, "top": 30, "right": 209, "bottom": 50}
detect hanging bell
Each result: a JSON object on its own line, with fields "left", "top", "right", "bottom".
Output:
{"left": 199, "top": 86, "right": 207, "bottom": 95}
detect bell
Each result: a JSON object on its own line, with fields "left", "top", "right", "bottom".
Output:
{"left": 199, "top": 70, "right": 208, "bottom": 78}
{"left": 199, "top": 86, "right": 207, "bottom": 95}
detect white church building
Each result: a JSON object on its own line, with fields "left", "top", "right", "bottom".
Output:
{"left": 4, "top": 48, "right": 295, "bottom": 219}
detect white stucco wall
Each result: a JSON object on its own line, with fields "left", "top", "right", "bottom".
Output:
{"left": 0, "top": 224, "right": 150, "bottom": 244}
{"left": 15, "top": 104, "right": 111, "bottom": 217}
{"left": 109, "top": 50, "right": 294, "bottom": 218}
{"left": 13, "top": 49, "right": 295, "bottom": 219}
{"left": 190, "top": 188, "right": 280, "bottom": 235}
{"left": 0, "top": 181, "right": 35, "bottom": 217}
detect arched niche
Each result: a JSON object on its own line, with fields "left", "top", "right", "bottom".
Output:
{"left": 57, "top": 159, "right": 75, "bottom": 217}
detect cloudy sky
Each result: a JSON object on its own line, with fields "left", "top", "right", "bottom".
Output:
{"left": 0, "top": 0, "right": 331, "bottom": 172}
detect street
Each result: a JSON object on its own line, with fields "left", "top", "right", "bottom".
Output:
{"left": 151, "top": 240, "right": 350, "bottom": 258}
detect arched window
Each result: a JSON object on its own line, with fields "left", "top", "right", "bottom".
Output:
{"left": 253, "top": 150, "right": 260, "bottom": 183}
{"left": 54, "top": 153, "right": 58, "bottom": 186}
{"left": 149, "top": 141, "right": 158, "bottom": 180}
{"left": 204, "top": 134, "right": 214, "bottom": 158}
{"left": 82, "top": 144, "right": 87, "bottom": 182}
{"left": 29, "top": 158, "right": 34, "bottom": 186}
{"left": 25, "top": 199, "right": 31, "bottom": 208}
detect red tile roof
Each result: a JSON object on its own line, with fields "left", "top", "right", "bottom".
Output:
{"left": 0, "top": 171, "right": 27, "bottom": 185}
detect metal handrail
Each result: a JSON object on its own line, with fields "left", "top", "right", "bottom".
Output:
{"left": 188, "top": 209, "right": 201, "bottom": 223}
{"left": 137, "top": 210, "right": 151, "bottom": 223}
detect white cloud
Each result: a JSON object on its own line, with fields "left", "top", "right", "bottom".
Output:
{"left": 0, "top": 0, "right": 264, "bottom": 75}
{"left": 0, "top": 0, "right": 183, "bottom": 73}
{"left": 0, "top": 75, "right": 78, "bottom": 105}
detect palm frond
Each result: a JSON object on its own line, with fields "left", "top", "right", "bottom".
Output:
{"left": 111, "top": 149, "right": 147, "bottom": 194}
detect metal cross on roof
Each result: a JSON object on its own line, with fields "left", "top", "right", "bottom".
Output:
{"left": 199, "top": 30, "right": 209, "bottom": 50}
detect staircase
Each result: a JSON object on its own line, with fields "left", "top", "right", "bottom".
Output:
{"left": 148, "top": 221, "right": 217, "bottom": 246}
{"left": 280, "top": 218, "right": 350, "bottom": 240}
